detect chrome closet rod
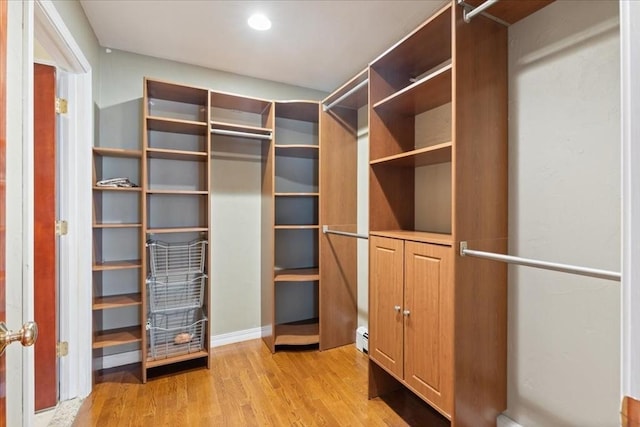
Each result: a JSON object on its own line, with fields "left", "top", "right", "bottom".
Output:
{"left": 322, "top": 79, "right": 369, "bottom": 112}
{"left": 322, "top": 225, "right": 368, "bottom": 240}
{"left": 459, "top": 241, "right": 621, "bottom": 282}
{"left": 458, "top": 0, "right": 501, "bottom": 23}
{"left": 211, "top": 128, "right": 273, "bottom": 140}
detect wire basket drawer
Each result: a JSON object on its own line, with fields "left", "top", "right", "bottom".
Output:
{"left": 147, "top": 307, "right": 207, "bottom": 360}
{"left": 147, "top": 273, "right": 206, "bottom": 312}
{"left": 147, "top": 239, "right": 208, "bottom": 276}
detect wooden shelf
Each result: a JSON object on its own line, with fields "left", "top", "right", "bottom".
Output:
{"left": 274, "top": 192, "right": 319, "bottom": 197}
{"left": 146, "top": 227, "right": 208, "bottom": 234}
{"left": 210, "top": 90, "right": 271, "bottom": 114}
{"left": 146, "top": 189, "right": 208, "bottom": 195}
{"left": 274, "top": 268, "right": 320, "bottom": 282}
{"left": 463, "top": 0, "right": 554, "bottom": 25}
{"left": 145, "top": 350, "right": 209, "bottom": 369}
{"left": 322, "top": 68, "right": 369, "bottom": 110}
{"left": 93, "top": 223, "right": 142, "bottom": 229}
{"left": 93, "top": 260, "right": 142, "bottom": 271}
{"left": 210, "top": 121, "right": 272, "bottom": 136}
{"left": 93, "top": 186, "right": 141, "bottom": 192}
{"left": 274, "top": 225, "right": 319, "bottom": 230}
{"left": 93, "top": 326, "right": 142, "bottom": 349}
{"left": 93, "top": 293, "right": 142, "bottom": 310}
{"left": 373, "top": 64, "right": 452, "bottom": 116}
{"left": 369, "top": 230, "right": 453, "bottom": 246}
{"left": 146, "top": 148, "right": 208, "bottom": 162}
{"left": 93, "top": 147, "right": 142, "bottom": 158}
{"left": 147, "top": 116, "right": 208, "bottom": 135}
{"left": 275, "top": 101, "right": 319, "bottom": 123}
{"left": 274, "top": 321, "right": 320, "bottom": 346}
{"left": 370, "top": 142, "right": 452, "bottom": 167}
{"left": 147, "top": 78, "right": 209, "bottom": 105}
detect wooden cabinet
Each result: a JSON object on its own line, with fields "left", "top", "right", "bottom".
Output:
{"left": 369, "top": 236, "right": 453, "bottom": 416}
{"left": 368, "top": 3, "right": 508, "bottom": 426}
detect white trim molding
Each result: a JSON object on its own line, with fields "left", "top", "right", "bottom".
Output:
{"left": 212, "top": 327, "right": 263, "bottom": 348}
{"left": 621, "top": 0, "right": 640, "bottom": 400}
{"left": 497, "top": 414, "right": 524, "bottom": 427}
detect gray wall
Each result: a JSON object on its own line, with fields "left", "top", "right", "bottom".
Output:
{"left": 506, "top": 2, "right": 620, "bottom": 425}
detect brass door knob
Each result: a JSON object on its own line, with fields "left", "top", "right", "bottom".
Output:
{"left": 0, "top": 321, "right": 38, "bottom": 356}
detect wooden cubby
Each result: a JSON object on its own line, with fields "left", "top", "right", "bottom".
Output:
{"left": 368, "top": 3, "right": 509, "bottom": 426}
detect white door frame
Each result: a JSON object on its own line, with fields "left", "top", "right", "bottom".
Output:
{"left": 621, "top": 0, "right": 640, "bottom": 401}
{"left": 6, "top": 1, "right": 92, "bottom": 425}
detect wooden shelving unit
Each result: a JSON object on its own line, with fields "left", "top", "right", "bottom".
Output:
{"left": 91, "top": 145, "right": 143, "bottom": 374}
{"left": 367, "top": 3, "right": 508, "bottom": 426}
{"left": 142, "top": 78, "right": 212, "bottom": 382}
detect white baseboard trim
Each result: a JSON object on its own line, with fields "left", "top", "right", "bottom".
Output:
{"left": 497, "top": 414, "right": 524, "bottom": 427}
{"left": 211, "top": 327, "right": 262, "bottom": 348}
{"left": 94, "top": 327, "right": 263, "bottom": 369}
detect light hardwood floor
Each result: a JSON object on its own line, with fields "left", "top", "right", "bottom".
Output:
{"left": 74, "top": 340, "right": 449, "bottom": 426}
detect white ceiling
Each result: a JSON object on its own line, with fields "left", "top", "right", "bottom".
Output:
{"left": 79, "top": 0, "right": 447, "bottom": 93}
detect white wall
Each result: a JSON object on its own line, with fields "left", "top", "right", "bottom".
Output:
{"left": 506, "top": 2, "right": 620, "bottom": 425}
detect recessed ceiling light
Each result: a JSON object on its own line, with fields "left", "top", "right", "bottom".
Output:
{"left": 248, "top": 13, "right": 271, "bottom": 31}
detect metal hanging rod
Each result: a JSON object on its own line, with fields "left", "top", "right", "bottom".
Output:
{"left": 322, "top": 79, "right": 369, "bottom": 112}
{"left": 457, "top": 0, "right": 504, "bottom": 24}
{"left": 211, "top": 128, "right": 273, "bottom": 140}
{"left": 322, "top": 225, "right": 369, "bottom": 240}
{"left": 459, "top": 241, "right": 621, "bottom": 282}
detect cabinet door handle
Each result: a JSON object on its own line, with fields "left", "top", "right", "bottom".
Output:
{"left": 394, "top": 305, "right": 401, "bottom": 312}
{"left": 403, "top": 310, "right": 411, "bottom": 316}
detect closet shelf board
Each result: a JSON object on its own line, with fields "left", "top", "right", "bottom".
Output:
{"left": 274, "top": 322, "right": 320, "bottom": 346}
{"left": 274, "top": 268, "right": 320, "bottom": 282}
{"left": 93, "top": 326, "right": 142, "bottom": 349}
{"left": 210, "top": 121, "right": 272, "bottom": 135}
{"left": 93, "top": 186, "right": 142, "bottom": 193}
{"left": 369, "top": 230, "right": 453, "bottom": 246}
{"left": 147, "top": 116, "right": 208, "bottom": 136}
{"left": 93, "top": 223, "right": 142, "bottom": 229}
{"left": 146, "top": 227, "right": 208, "bottom": 234}
{"left": 146, "top": 148, "right": 208, "bottom": 162}
{"left": 93, "top": 293, "right": 142, "bottom": 310}
{"left": 463, "top": 0, "right": 555, "bottom": 24}
{"left": 322, "top": 68, "right": 368, "bottom": 110}
{"left": 147, "top": 79, "right": 209, "bottom": 105}
{"left": 274, "top": 193, "right": 319, "bottom": 197}
{"left": 373, "top": 64, "right": 452, "bottom": 116}
{"left": 93, "top": 260, "right": 142, "bottom": 271}
{"left": 146, "top": 350, "right": 209, "bottom": 369}
{"left": 275, "top": 101, "right": 319, "bottom": 123}
{"left": 210, "top": 91, "right": 272, "bottom": 114}
{"left": 146, "top": 189, "right": 208, "bottom": 195}
{"left": 274, "top": 145, "right": 319, "bottom": 159}
{"left": 274, "top": 225, "right": 319, "bottom": 230}
{"left": 370, "top": 142, "right": 452, "bottom": 167}
{"left": 93, "top": 147, "right": 142, "bottom": 158}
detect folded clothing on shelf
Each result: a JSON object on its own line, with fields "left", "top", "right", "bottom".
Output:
{"left": 96, "top": 177, "right": 139, "bottom": 188}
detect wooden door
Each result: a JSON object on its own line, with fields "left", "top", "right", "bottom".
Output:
{"left": 368, "top": 236, "right": 404, "bottom": 378}
{"left": 0, "top": 0, "right": 7, "bottom": 424}
{"left": 404, "top": 241, "right": 453, "bottom": 416}
{"left": 33, "top": 63, "right": 57, "bottom": 411}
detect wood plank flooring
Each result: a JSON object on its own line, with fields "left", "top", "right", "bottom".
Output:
{"left": 74, "top": 340, "right": 449, "bottom": 426}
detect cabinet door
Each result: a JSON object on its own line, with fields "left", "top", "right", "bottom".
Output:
{"left": 369, "top": 236, "right": 404, "bottom": 378}
{"left": 404, "top": 241, "right": 453, "bottom": 416}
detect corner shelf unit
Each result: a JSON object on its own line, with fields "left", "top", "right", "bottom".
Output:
{"left": 91, "top": 147, "right": 143, "bottom": 373}
{"left": 142, "top": 78, "right": 212, "bottom": 382}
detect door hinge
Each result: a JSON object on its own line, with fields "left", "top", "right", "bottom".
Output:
{"left": 55, "top": 220, "right": 68, "bottom": 236}
{"left": 56, "top": 341, "right": 68, "bottom": 357}
{"left": 55, "top": 97, "right": 68, "bottom": 114}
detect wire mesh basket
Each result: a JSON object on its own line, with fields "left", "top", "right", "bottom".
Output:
{"left": 147, "top": 239, "right": 208, "bottom": 276}
{"left": 147, "top": 307, "right": 207, "bottom": 360}
{"left": 147, "top": 273, "right": 206, "bottom": 312}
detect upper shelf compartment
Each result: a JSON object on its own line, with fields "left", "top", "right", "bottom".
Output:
{"left": 322, "top": 69, "right": 368, "bottom": 112}
{"left": 461, "top": 0, "right": 554, "bottom": 25}
{"left": 146, "top": 78, "right": 209, "bottom": 124}
{"left": 369, "top": 4, "right": 451, "bottom": 105}
{"left": 210, "top": 91, "right": 273, "bottom": 141}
